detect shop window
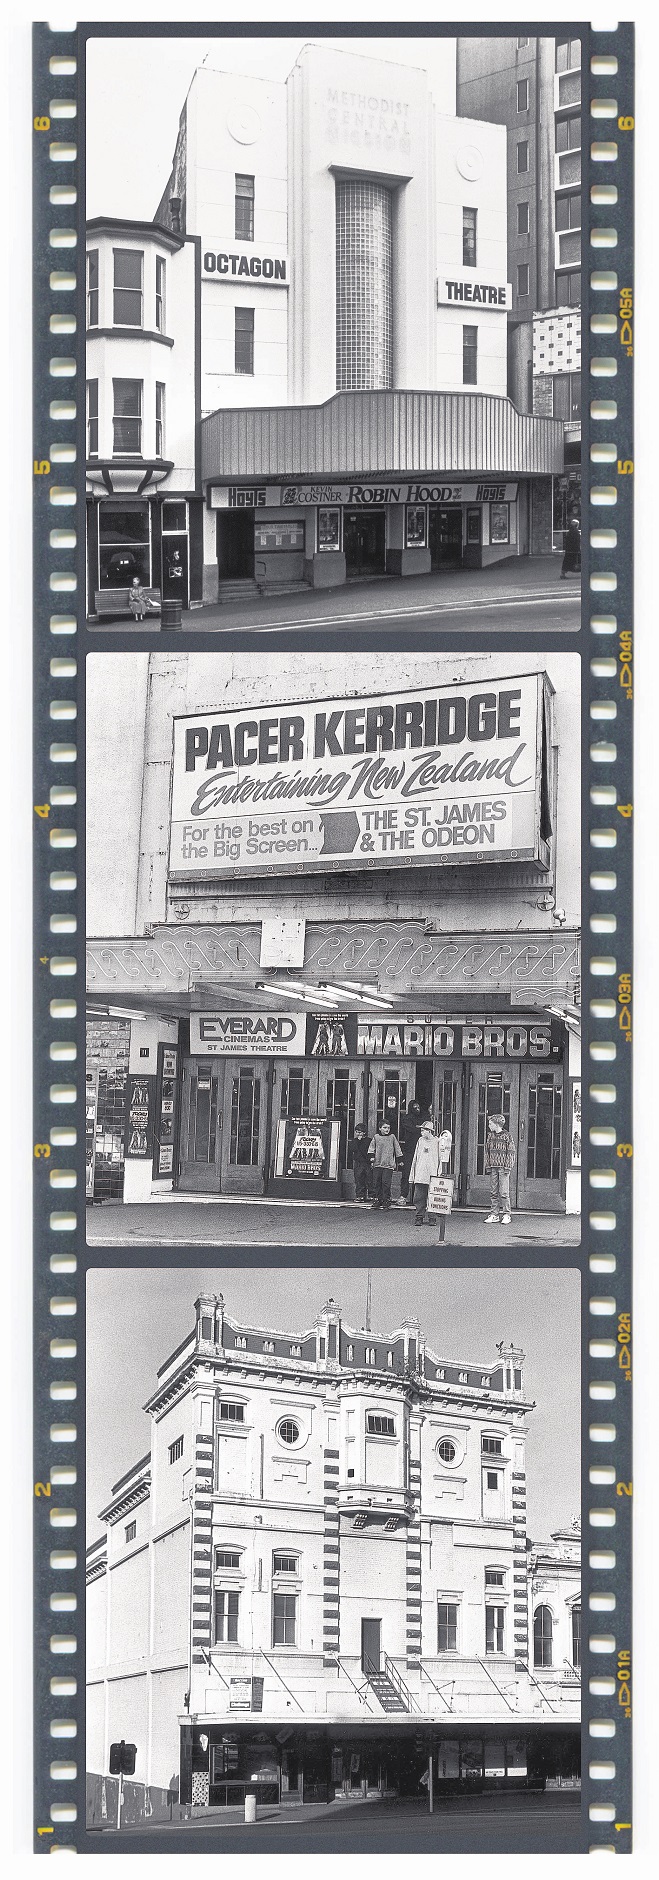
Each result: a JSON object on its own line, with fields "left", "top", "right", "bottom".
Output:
{"left": 219, "top": 1401, "right": 244, "bottom": 1423}
{"left": 235, "top": 173, "right": 255, "bottom": 242}
{"left": 235, "top": 306, "right": 254, "bottom": 375}
{"left": 112, "top": 379, "right": 142, "bottom": 455}
{"left": 516, "top": 264, "right": 529, "bottom": 299}
{"left": 155, "top": 255, "right": 166, "bottom": 331}
{"left": 517, "top": 78, "right": 529, "bottom": 112}
{"left": 534, "top": 1604, "right": 553, "bottom": 1667}
{"left": 215, "top": 1549, "right": 242, "bottom": 1568}
{"left": 556, "top": 37, "right": 581, "bottom": 72}
{"left": 229, "top": 1066, "right": 260, "bottom": 1165}
{"left": 526, "top": 1075, "right": 563, "bottom": 1180}
{"left": 406, "top": 504, "right": 427, "bottom": 549}
{"left": 272, "top": 1592, "right": 297, "bottom": 1646}
{"left": 98, "top": 501, "right": 150, "bottom": 589}
{"left": 556, "top": 190, "right": 581, "bottom": 231}
{"left": 437, "top": 1602, "right": 459, "bottom": 1652}
{"left": 366, "top": 1414, "right": 395, "bottom": 1437}
{"left": 214, "top": 1588, "right": 240, "bottom": 1644}
{"left": 517, "top": 140, "right": 529, "bottom": 174}
{"left": 490, "top": 502, "right": 510, "bottom": 544}
{"left": 162, "top": 499, "right": 187, "bottom": 533}
{"left": 463, "top": 324, "right": 478, "bottom": 386}
{"left": 486, "top": 1606, "right": 505, "bottom": 1654}
{"left": 168, "top": 1435, "right": 184, "bottom": 1463}
{"left": 125, "top": 1520, "right": 136, "bottom": 1543}
{"left": 517, "top": 201, "right": 530, "bottom": 236}
{"left": 86, "top": 380, "right": 98, "bottom": 458}
{"left": 113, "top": 248, "right": 143, "bottom": 326}
{"left": 482, "top": 1436, "right": 503, "bottom": 1456}
{"left": 273, "top": 1553, "right": 298, "bottom": 1574}
{"left": 572, "top": 1606, "right": 581, "bottom": 1668}
{"left": 555, "top": 113, "right": 581, "bottom": 153}
{"left": 155, "top": 381, "right": 165, "bottom": 458}
{"left": 462, "top": 206, "right": 477, "bottom": 267}
{"left": 318, "top": 507, "right": 341, "bottom": 551}
{"left": 87, "top": 249, "right": 99, "bottom": 327}
{"left": 460, "top": 1739, "right": 484, "bottom": 1780}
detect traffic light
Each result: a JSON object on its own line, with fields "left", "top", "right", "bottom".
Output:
{"left": 109, "top": 1740, "right": 137, "bottom": 1776}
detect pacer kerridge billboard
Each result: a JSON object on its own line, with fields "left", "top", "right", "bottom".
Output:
{"left": 168, "top": 674, "right": 554, "bottom": 879}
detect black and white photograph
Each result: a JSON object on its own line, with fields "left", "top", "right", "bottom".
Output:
{"left": 86, "top": 649, "right": 581, "bottom": 1248}
{"left": 86, "top": 1266, "right": 581, "bottom": 1844}
{"left": 85, "top": 32, "right": 582, "bottom": 638}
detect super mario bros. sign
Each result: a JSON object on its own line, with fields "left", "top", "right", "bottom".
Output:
{"left": 168, "top": 675, "right": 549, "bottom": 879}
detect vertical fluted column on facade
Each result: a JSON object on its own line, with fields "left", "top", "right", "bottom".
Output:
{"left": 512, "top": 1468, "right": 530, "bottom": 1667}
{"left": 322, "top": 1447, "right": 340, "bottom": 1667}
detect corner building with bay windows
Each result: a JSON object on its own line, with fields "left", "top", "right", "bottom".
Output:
{"left": 85, "top": 650, "right": 581, "bottom": 1218}
{"left": 86, "top": 1294, "right": 581, "bottom": 1815}
{"left": 85, "top": 41, "right": 567, "bottom": 615}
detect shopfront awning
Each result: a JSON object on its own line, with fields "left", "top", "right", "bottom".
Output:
{"left": 201, "top": 389, "right": 565, "bottom": 485}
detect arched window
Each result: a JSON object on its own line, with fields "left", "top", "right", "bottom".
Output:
{"left": 572, "top": 1606, "right": 581, "bottom": 1668}
{"left": 534, "top": 1604, "right": 553, "bottom": 1668}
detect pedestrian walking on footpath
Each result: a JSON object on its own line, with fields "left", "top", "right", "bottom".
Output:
{"left": 484, "top": 1112, "right": 516, "bottom": 1225}
{"left": 395, "top": 1101, "right": 422, "bottom": 1206}
{"left": 368, "top": 1120, "right": 403, "bottom": 1211}
{"left": 351, "top": 1125, "right": 373, "bottom": 1202}
{"left": 560, "top": 507, "right": 581, "bottom": 578}
{"left": 409, "top": 1121, "right": 452, "bottom": 1225}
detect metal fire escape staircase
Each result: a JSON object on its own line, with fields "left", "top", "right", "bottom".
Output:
{"left": 364, "top": 1654, "right": 420, "bottom": 1715}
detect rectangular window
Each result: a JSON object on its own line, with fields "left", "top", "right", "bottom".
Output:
{"left": 155, "top": 381, "right": 165, "bottom": 457}
{"left": 462, "top": 206, "right": 477, "bottom": 267}
{"left": 273, "top": 1554, "right": 298, "bottom": 1574}
{"left": 366, "top": 1414, "right": 395, "bottom": 1437}
{"left": 462, "top": 325, "right": 478, "bottom": 386}
{"left": 557, "top": 190, "right": 581, "bottom": 231}
{"left": 87, "top": 249, "right": 99, "bottom": 327}
{"left": 406, "top": 504, "right": 426, "bottom": 549}
{"left": 517, "top": 201, "right": 530, "bottom": 236}
{"left": 168, "top": 1435, "right": 184, "bottom": 1464}
{"left": 86, "top": 379, "right": 98, "bottom": 458}
{"left": 437, "top": 1601, "right": 458, "bottom": 1652}
{"left": 555, "top": 113, "right": 581, "bottom": 153}
{"left": 485, "top": 1569, "right": 505, "bottom": 1587}
{"left": 235, "top": 173, "right": 255, "bottom": 242}
{"left": 517, "top": 78, "right": 529, "bottom": 111}
{"left": 556, "top": 37, "right": 581, "bottom": 72}
{"left": 517, "top": 263, "right": 530, "bottom": 297}
{"left": 318, "top": 507, "right": 341, "bottom": 551}
{"left": 215, "top": 1549, "right": 241, "bottom": 1569}
{"left": 220, "top": 1401, "right": 244, "bottom": 1422}
{"left": 155, "top": 255, "right": 166, "bottom": 331}
{"left": 486, "top": 1469, "right": 501, "bottom": 1490}
{"left": 572, "top": 1606, "right": 581, "bottom": 1668}
{"left": 272, "top": 1591, "right": 297, "bottom": 1646}
{"left": 235, "top": 306, "right": 254, "bottom": 375}
{"left": 113, "top": 248, "right": 143, "bottom": 326}
{"left": 517, "top": 141, "right": 529, "bottom": 174}
{"left": 486, "top": 1606, "right": 505, "bottom": 1654}
{"left": 214, "top": 1588, "right": 239, "bottom": 1644}
{"left": 125, "top": 1520, "right": 136, "bottom": 1543}
{"left": 112, "top": 379, "right": 142, "bottom": 455}
{"left": 482, "top": 1437, "right": 503, "bottom": 1456}
{"left": 230, "top": 1065, "right": 260, "bottom": 1164}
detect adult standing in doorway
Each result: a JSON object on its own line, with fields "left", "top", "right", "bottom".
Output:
{"left": 395, "top": 1101, "right": 422, "bottom": 1207}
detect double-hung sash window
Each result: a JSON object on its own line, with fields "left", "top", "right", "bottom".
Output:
{"left": 235, "top": 307, "right": 254, "bottom": 376}
{"left": 437, "top": 1601, "right": 458, "bottom": 1652}
{"left": 214, "top": 1588, "right": 239, "bottom": 1645}
{"left": 463, "top": 325, "right": 478, "bottom": 386}
{"left": 462, "top": 206, "right": 477, "bottom": 267}
{"left": 155, "top": 255, "right": 166, "bottom": 331}
{"left": 235, "top": 174, "right": 255, "bottom": 242}
{"left": 113, "top": 379, "right": 142, "bottom": 455}
{"left": 486, "top": 1605, "right": 505, "bottom": 1654}
{"left": 272, "top": 1592, "right": 297, "bottom": 1646}
{"left": 155, "top": 382, "right": 165, "bottom": 457}
{"left": 86, "top": 380, "right": 98, "bottom": 458}
{"left": 87, "top": 250, "right": 99, "bottom": 326}
{"left": 534, "top": 1604, "right": 553, "bottom": 1667}
{"left": 113, "top": 248, "right": 143, "bottom": 326}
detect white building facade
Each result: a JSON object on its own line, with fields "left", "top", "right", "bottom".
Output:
{"left": 86, "top": 42, "right": 567, "bottom": 616}
{"left": 87, "top": 1294, "right": 581, "bottom": 1814}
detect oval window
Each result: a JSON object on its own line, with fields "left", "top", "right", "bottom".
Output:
{"left": 437, "top": 1438, "right": 457, "bottom": 1464}
{"left": 278, "top": 1419, "right": 300, "bottom": 1446}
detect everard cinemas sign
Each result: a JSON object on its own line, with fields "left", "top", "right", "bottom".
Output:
{"left": 168, "top": 674, "right": 553, "bottom": 879}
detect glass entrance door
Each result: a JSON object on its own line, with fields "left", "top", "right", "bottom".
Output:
{"left": 179, "top": 1059, "right": 268, "bottom": 1193}
{"left": 517, "top": 1064, "right": 565, "bottom": 1210}
{"left": 465, "top": 1066, "right": 521, "bottom": 1209}
{"left": 343, "top": 511, "right": 386, "bottom": 577}
{"left": 369, "top": 1067, "right": 410, "bottom": 1145}
{"left": 429, "top": 507, "right": 463, "bottom": 569}
{"left": 179, "top": 1060, "right": 224, "bottom": 1191}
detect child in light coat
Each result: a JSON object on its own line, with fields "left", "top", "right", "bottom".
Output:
{"left": 409, "top": 1122, "right": 453, "bottom": 1225}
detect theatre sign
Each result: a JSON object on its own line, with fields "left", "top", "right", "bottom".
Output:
{"left": 168, "top": 674, "right": 555, "bottom": 880}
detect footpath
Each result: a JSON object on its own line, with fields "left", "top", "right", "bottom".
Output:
{"left": 87, "top": 1197, "right": 581, "bottom": 1248}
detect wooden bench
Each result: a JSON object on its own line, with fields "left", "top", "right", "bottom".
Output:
{"left": 94, "top": 587, "right": 161, "bottom": 620}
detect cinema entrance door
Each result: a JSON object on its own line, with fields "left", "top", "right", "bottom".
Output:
{"left": 179, "top": 1057, "right": 269, "bottom": 1195}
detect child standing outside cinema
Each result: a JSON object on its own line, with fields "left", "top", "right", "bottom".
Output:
{"left": 484, "top": 1113, "right": 516, "bottom": 1225}
{"left": 351, "top": 1126, "right": 372, "bottom": 1202}
{"left": 368, "top": 1121, "right": 402, "bottom": 1210}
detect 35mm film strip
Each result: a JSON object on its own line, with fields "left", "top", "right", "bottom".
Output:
{"left": 32, "top": 18, "right": 633, "bottom": 1854}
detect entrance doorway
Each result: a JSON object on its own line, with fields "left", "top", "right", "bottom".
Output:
{"left": 465, "top": 1064, "right": 564, "bottom": 1211}
{"left": 179, "top": 1058, "right": 267, "bottom": 1194}
{"left": 161, "top": 533, "right": 189, "bottom": 607}
{"left": 429, "top": 506, "right": 463, "bottom": 570}
{"left": 269, "top": 1060, "right": 359, "bottom": 1195}
{"left": 343, "top": 510, "right": 386, "bottom": 578}
{"left": 216, "top": 511, "right": 255, "bottom": 579}
{"left": 361, "top": 1618, "right": 382, "bottom": 1676}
